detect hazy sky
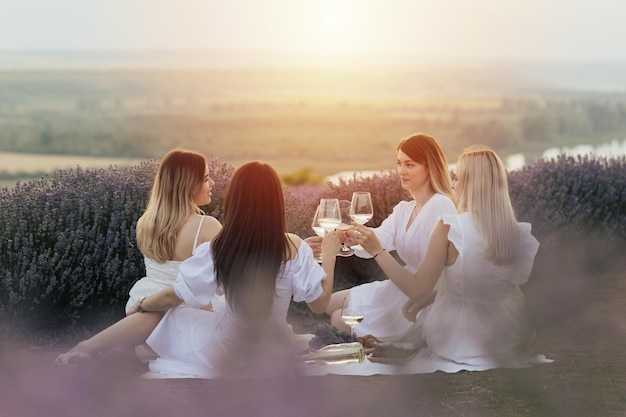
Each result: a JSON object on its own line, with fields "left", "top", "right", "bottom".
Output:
{"left": 1, "top": 0, "right": 625, "bottom": 63}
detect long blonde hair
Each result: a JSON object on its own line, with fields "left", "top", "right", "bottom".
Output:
{"left": 455, "top": 145, "right": 520, "bottom": 264}
{"left": 136, "top": 149, "right": 207, "bottom": 262}
{"left": 397, "top": 133, "right": 455, "bottom": 202}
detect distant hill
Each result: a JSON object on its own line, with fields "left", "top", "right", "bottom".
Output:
{"left": 520, "top": 61, "right": 626, "bottom": 92}
{"left": 1, "top": 49, "right": 625, "bottom": 93}
{"left": 0, "top": 49, "right": 302, "bottom": 70}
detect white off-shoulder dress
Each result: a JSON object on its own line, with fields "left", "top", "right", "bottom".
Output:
{"left": 145, "top": 240, "right": 326, "bottom": 379}
{"left": 350, "top": 194, "right": 456, "bottom": 343}
{"left": 125, "top": 216, "right": 208, "bottom": 313}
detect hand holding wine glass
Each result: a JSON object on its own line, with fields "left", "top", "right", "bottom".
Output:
{"left": 337, "top": 200, "right": 355, "bottom": 257}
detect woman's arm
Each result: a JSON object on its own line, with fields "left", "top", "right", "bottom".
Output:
{"left": 307, "top": 231, "right": 341, "bottom": 314}
{"left": 303, "top": 235, "right": 323, "bottom": 260}
{"left": 353, "top": 220, "right": 450, "bottom": 304}
{"left": 402, "top": 291, "right": 437, "bottom": 322}
{"left": 127, "top": 286, "right": 183, "bottom": 315}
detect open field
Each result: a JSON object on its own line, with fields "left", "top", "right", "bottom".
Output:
{"left": 2, "top": 69, "right": 626, "bottom": 182}
{"left": 0, "top": 151, "right": 143, "bottom": 174}
{"left": 0, "top": 151, "right": 144, "bottom": 188}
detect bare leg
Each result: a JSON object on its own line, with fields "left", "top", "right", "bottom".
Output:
{"left": 71, "top": 312, "right": 164, "bottom": 354}
{"left": 325, "top": 289, "right": 350, "bottom": 317}
{"left": 325, "top": 289, "right": 352, "bottom": 333}
{"left": 330, "top": 309, "right": 351, "bottom": 333}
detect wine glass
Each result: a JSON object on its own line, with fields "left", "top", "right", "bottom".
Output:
{"left": 310, "top": 205, "right": 325, "bottom": 262}
{"left": 317, "top": 198, "right": 341, "bottom": 233}
{"left": 337, "top": 200, "right": 355, "bottom": 257}
{"left": 350, "top": 192, "right": 374, "bottom": 225}
{"left": 341, "top": 297, "right": 364, "bottom": 340}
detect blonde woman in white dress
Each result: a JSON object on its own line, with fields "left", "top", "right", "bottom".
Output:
{"left": 355, "top": 145, "right": 540, "bottom": 366}
{"left": 55, "top": 148, "right": 222, "bottom": 365}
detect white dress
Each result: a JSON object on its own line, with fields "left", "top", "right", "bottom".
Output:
{"left": 304, "top": 212, "right": 551, "bottom": 376}
{"left": 124, "top": 217, "right": 226, "bottom": 361}
{"left": 125, "top": 216, "right": 208, "bottom": 313}
{"left": 349, "top": 194, "right": 456, "bottom": 342}
{"left": 145, "top": 240, "right": 326, "bottom": 379}
{"left": 423, "top": 212, "right": 540, "bottom": 366}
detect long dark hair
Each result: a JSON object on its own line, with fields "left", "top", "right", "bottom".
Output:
{"left": 212, "top": 161, "right": 290, "bottom": 322}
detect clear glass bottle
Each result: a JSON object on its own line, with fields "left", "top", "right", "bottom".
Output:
{"left": 303, "top": 342, "right": 365, "bottom": 365}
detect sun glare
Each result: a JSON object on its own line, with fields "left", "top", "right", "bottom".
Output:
{"left": 302, "top": 1, "right": 366, "bottom": 59}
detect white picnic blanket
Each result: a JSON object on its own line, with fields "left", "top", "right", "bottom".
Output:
{"left": 141, "top": 332, "right": 552, "bottom": 379}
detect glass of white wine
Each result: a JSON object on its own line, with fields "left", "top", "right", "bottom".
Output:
{"left": 350, "top": 192, "right": 374, "bottom": 225}
{"left": 341, "top": 297, "right": 364, "bottom": 340}
{"left": 317, "top": 198, "right": 341, "bottom": 233}
{"left": 337, "top": 199, "right": 355, "bottom": 257}
{"left": 310, "top": 205, "right": 325, "bottom": 262}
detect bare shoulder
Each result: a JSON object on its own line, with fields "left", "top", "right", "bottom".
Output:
{"left": 199, "top": 215, "right": 222, "bottom": 241}
{"left": 202, "top": 215, "right": 222, "bottom": 229}
{"left": 287, "top": 233, "right": 302, "bottom": 247}
{"left": 286, "top": 233, "right": 302, "bottom": 260}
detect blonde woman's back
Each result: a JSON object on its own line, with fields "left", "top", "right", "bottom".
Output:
{"left": 170, "top": 214, "right": 222, "bottom": 261}
{"left": 423, "top": 212, "right": 539, "bottom": 366}
{"left": 126, "top": 214, "right": 222, "bottom": 313}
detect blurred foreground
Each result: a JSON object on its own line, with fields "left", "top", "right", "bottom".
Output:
{"left": 2, "top": 239, "right": 625, "bottom": 417}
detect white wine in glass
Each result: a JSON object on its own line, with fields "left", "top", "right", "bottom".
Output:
{"left": 311, "top": 205, "right": 326, "bottom": 238}
{"left": 310, "top": 205, "right": 324, "bottom": 262}
{"left": 341, "top": 297, "right": 364, "bottom": 340}
{"left": 350, "top": 192, "right": 374, "bottom": 225}
{"left": 317, "top": 198, "right": 341, "bottom": 232}
{"left": 337, "top": 199, "right": 355, "bottom": 256}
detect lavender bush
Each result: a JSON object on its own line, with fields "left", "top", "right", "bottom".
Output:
{"left": 509, "top": 154, "right": 626, "bottom": 244}
{"left": 0, "top": 158, "right": 233, "bottom": 339}
{"left": 287, "top": 170, "right": 409, "bottom": 233}
{"left": 1, "top": 154, "right": 624, "bottom": 341}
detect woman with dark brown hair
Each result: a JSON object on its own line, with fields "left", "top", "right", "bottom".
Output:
{"left": 132, "top": 161, "right": 341, "bottom": 378}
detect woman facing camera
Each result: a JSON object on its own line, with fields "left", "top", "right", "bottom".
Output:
{"left": 355, "top": 146, "right": 541, "bottom": 366}
{"left": 326, "top": 133, "right": 456, "bottom": 343}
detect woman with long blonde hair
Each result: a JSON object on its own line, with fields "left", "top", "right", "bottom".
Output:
{"left": 453, "top": 145, "right": 520, "bottom": 264}
{"left": 56, "top": 149, "right": 223, "bottom": 365}
{"left": 356, "top": 145, "right": 541, "bottom": 367}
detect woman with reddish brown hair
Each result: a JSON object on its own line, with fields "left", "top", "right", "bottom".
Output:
{"left": 356, "top": 146, "right": 541, "bottom": 367}
{"left": 325, "top": 133, "right": 456, "bottom": 343}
